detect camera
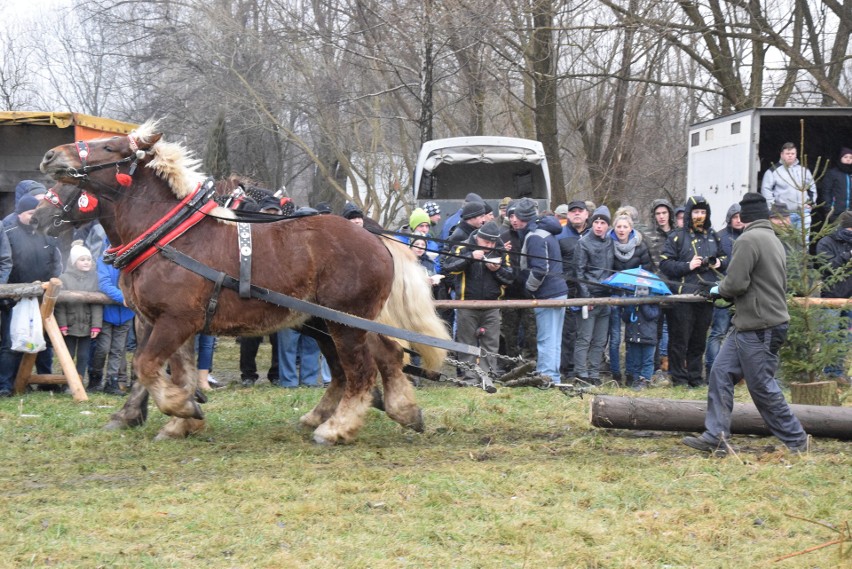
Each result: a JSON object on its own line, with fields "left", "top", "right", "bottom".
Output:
{"left": 700, "top": 256, "right": 718, "bottom": 269}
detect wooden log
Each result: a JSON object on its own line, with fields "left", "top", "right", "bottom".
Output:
{"left": 0, "top": 282, "right": 44, "bottom": 299}
{"left": 433, "top": 295, "right": 851, "bottom": 310}
{"left": 56, "top": 290, "right": 117, "bottom": 305}
{"left": 790, "top": 381, "right": 840, "bottom": 406}
{"left": 589, "top": 395, "right": 852, "bottom": 440}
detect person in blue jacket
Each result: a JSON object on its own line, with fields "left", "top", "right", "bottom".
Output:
{"left": 92, "top": 239, "right": 136, "bottom": 395}
{"left": 513, "top": 198, "right": 568, "bottom": 385}
{"left": 621, "top": 286, "right": 660, "bottom": 389}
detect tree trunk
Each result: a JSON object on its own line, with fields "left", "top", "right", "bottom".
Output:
{"left": 790, "top": 381, "right": 840, "bottom": 406}
{"left": 589, "top": 395, "right": 852, "bottom": 440}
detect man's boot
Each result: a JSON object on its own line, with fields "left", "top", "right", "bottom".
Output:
{"left": 87, "top": 374, "right": 103, "bottom": 392}
{"left": 103, "top": 377, "right": 124, "bottom": 396}
{"left": 660, "top": 356, "right": 669, "bottom": 372}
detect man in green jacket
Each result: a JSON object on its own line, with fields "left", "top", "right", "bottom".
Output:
{"left": 682, "top": 193, "right": 808, "bottom": 456}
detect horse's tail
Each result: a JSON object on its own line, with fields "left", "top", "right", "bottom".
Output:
{"left": 377, "top": 238, "right": 450, "bottom": 371}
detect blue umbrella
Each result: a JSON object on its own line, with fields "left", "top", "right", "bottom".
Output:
{"left": 602, "top": 267, "right": 671, "bottom": 296}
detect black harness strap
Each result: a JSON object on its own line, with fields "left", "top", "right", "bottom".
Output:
{"left": 237, "top": 223, "right": 252, "bottom": 299}
{"left": 157, "top": 245, "right": 479, "bottom": 357}
{"left": 202, "top": 271, "right": 227, "bottom": 335}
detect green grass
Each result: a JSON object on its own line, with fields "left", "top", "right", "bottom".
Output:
{"left": 0, "top": 341, "right": 849, "bottom": 568}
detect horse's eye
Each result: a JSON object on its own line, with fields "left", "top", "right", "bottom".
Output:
{"left": 104, "top": 146, "right": 114, "bottom": 152}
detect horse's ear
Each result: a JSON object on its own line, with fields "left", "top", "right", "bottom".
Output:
{"left": 146, "top": 133, "right": 163, "bottom": 147}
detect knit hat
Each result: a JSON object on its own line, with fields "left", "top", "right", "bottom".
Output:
{"left": 341, "top": 202, "right": 364, "bottom": 220}
{"left": 590, "top": 205, "right": 611, "bottom": 225}
{"left": 409, "top": 208, "right": 431, "bottom": 230}
{"left": 422, "top": 201, "right": 440, "bottom": 217}
{"left": 409, "top": 232, "right": 428, "bottom": 247}
{"left": 314, "top": 202, "right": 332, "bottom": 214}
{"left": 499, "top": 196, "right": 512, "bottom": 209}
{"left": 15, "top": 194, "right": 40, "bottom": 214}
{"left": 836, "top": 210, "right": 852, "bottom": 229}
{"left": 554, "top": 204, "right": 570, "bottom": 217}
{"left": 514, "top": 197, "right": 538, "bottom": 222}
{"left": 476, "top": 221, "right": 502, "bottom": 242}
{"left": 14, "top": 180, "right": 46, "bottom": 202}
{"left": 840, "top": 147, "right": 852, "bottom": 160}
{"left": 68, "top": 241, "right": 93, "bottom": 268}
{"left": 464, "top": 192, "right": 483, "bottom": 203}
{"left": 739, "top": 192, "right": 770, "bottom": 223}
{"left": 568, "top": 200, "right": 586, "bottom": 211}
{"left": 461, "top": 201, "right": 487, "bottom": 220}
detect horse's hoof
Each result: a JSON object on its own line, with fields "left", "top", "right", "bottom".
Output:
{"left": 312, "top": 432, "right": 337, "bottom": 446}
{"left": 407, "top": 409, "right": 425, "bottom": 433}
{"left": 194, "top": 388, "right": 208, "bottom": 404}
{"left": 300, "top": 412, "right": 323, "bottom": 429}
{"left": 103, "top": 419, "right": 129, "bottom": 431}
{"left": 189, "top": 400, "right": 205, "bottom": 420}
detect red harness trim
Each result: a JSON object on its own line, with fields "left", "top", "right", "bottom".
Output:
{"left": 105, "top": 183, "right": 203, "bottom": 257}
{"left": 122, "top": 198, "right": 219, "bottom": 272}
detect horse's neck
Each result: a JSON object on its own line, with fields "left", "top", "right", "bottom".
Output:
{"left": 107, "top": 175, "right": 183, "bottom": 246}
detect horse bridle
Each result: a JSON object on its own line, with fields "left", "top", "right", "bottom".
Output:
{"left": 63, "top": 135, "right": 147, "bottom": 181}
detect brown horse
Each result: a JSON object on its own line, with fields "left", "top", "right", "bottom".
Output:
{"left": 38, "top": 122, "right": 449, "bottom": 444}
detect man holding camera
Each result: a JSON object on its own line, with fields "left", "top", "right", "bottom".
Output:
{"left": 660, "top": 196, "right": 727, "bottom": 388}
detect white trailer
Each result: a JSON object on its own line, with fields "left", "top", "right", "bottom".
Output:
{"left": 413, "top": 136, "right": 551, "bottom": 235}
{"left": 686, "top": 107, "right": 852, "bottom": 229}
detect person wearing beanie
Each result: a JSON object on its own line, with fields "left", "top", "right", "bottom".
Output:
{"left": 55, "top": 241, "right": 103, "bottom": 389}
{"left": 0, "top": 182, "right": 61, "bottom": 397}
{"left": 705, "top": 202, "right": 745, "bottom": 377}
{"left": 422, "top": 201, "right": 441, "bottom": 227}
{"left": 341, "top": 202, "right": 365, "bottom": 226}
{"left": 14, "top": 194, "right": 41, "bottom": 216}
{"left": 683, "top": 191, "right": 808, "bottom": 457}
{"left": 760, "top": 142, "right": 816, "bottom": 237}
{"left": 556, "top": 200, "right": 590, "bottom": 378}
{"left": 409, "top": 208, "right": 431, "bottom": 232}
{"left": 818, "top": 146, "right": 852, "bottom": 224}
{"left": 516, "top": 208, "right": 569, "bottom": 385}
{"left": 440, "top": 193, "right": 485, "bottom": 241}
{"left": 498, "top": 201, "right": 537, "bottom": 363}
{"left": 442, "top": 219, "right": 514, "bottom": 389}
{"left": 660, "top": 195, "right": 727, "bottom": 388}
{"left": 573, "top": 205, "right": 614, "bottom": 384}
{"left": 497, "top": 197, "right": 512, "bottom": 224}
{"left": 514, "top": 197, "right": 538, "bottom": 223}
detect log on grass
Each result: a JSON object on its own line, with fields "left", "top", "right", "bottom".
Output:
{"left": 589, "top": 395, "right": 852, "bottom": 440}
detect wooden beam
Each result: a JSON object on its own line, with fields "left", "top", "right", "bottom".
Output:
{"left": 589, "top": 395, "right": 852, "bottom": 440}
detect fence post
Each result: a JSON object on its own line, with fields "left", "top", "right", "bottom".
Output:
{"left": 13, "top": 278, "right": 87, "bottom": 401}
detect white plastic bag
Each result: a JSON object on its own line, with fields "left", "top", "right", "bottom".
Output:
{"left": 10, "top": 297, "right": 46, "bottom": 353}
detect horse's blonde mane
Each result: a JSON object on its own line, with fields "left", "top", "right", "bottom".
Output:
{"left": 133, "top": 120, "right": 206, "bottom": 199}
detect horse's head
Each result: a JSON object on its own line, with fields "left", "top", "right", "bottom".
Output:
{"left": 30, "top": 183, "right": 100, "bottom": 236}
{"left": 39, "top": 128, "right": 162, "bottom": 190}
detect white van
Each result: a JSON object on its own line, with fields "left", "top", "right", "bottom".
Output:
{"left": 413, "top": 136, "right": 551, "bottom": 235}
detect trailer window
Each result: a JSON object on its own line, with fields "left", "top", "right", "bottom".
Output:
{"left": 730, "top": 122, "right": 741, "bottom": 135}
{"left": 691, "top": 132, "right": 699, "bottom": 147}
{"left": 705, "top": 128, "right": 714, "bottom": 141}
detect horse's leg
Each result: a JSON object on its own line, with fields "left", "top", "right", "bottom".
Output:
{"left": 300, "top": 323, "right": 384, "bottom": 429}
{"left": 369, "top": 335, "right": 424, "bottom": 432}
{"left": 299, "top": 328, "right": 346, "bottom": 428}
{"left": 134, "top": 320, "right": 203, "bottom": 420}
{"left": 311, "top": 325, "right": 378, "bottom": 445}
{"left": 104, "top": 381, "right": 150, "bottom": 430}
{"left": 104, "top": 317, "right": 154, "bottom": 430}
{"left": 154, "top": 335, "right": 206, "bottom": 440}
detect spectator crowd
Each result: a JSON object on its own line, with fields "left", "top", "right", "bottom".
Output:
{"left": 0, "top": 142, "right": 849, "bottom": 399}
